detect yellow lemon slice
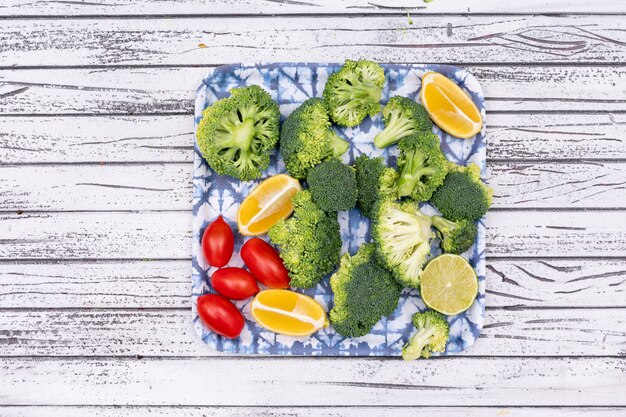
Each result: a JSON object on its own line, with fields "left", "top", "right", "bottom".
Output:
{"left": 420, "top": 72, "right": 483, "bottom": 139}
{"left": 237, "top": 174, "right": 301, "bottom": 236}
{"left": 250, "top": 289, "right": 328, "bottom": 337}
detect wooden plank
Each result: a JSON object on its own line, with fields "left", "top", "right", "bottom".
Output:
{"left": 0, "top": 164, "right": 193, "bottom": 211}
{"left": 1, "top": 210, "right": 624, "bottom": 259}
{"left": 1, "top": 259, "right": 624, "bottom": 309}
{"left": 1, "top": 357, "right": 624, "bottom": 406}
{"left": 2, "top": 0, "right": 624, "bottom": 16}
{"left": 2, "top": 16, "right": 626, "bottom": 67}
{"left": 0, "top": 260, "right": 191, "bottom": 308}
{"left": 2, "top": 407, "right": 624, "bottom": 417}
{"left": 2, "top": 66, "right": 626, "bottom": 114}
{"left": 3, "top": 113, "right": 626, "bottom": 165}
{"left": 0, "top": 116, "right": 194, "bottom": 164}
{"left": 0, "top": 308, "right": 624, "bottom": 357}
{"left": 3, "top": 161, "right": 626, "bottom": 211}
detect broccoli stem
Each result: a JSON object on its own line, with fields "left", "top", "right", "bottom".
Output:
{"left": 231, "top": 118, "right": 255, "bottom": 151}
{"left": 374, "top": 112, "right": 415, "bottom": 148}
{"left": 402, "top": 326, "right": 435, "bottom": 360}
{"left": 397, "top": 149, "right": 437, "bottom": 197}
{"left": 327, "top": 130, "right": 350, "bottom": 157}
{"left": 431, "top": 215, "right": 455, "bottom": 232}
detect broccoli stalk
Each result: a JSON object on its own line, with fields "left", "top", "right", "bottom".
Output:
{"left": 330, "top": 243, "right": 402, "bottom": 338}
{"left": 268, "top": 190, "right": 342, "bottom": 288}
{"left": 354, "top": 154, "right": 398, "bottom": 218}
{"left": 396, "top": 132, "right": 448, "bottom": 202}
{"left": 431, "top": 163, "right": 494, "bottom": 222}
{"left": 280, "top": 98, "right": 350, "bottom": 179}
{"left": 431, "top": 215, "right": 477, "bottom": 255}
{"left": 196, "top": 85, "right": 280, "bottom": 181}
{"left": 323, "top": 60, "right": 386, "bottom": 127}
{"left": 374, "top": 96, "right": 433, "bottom": 149}
{"left": 372, "top": 199, "right": 434, "bottom": 288}
{"left": 402, "top": 310, "right": 450, "bottom": 360}
{"left": 307, "top": 157, "right": 358, "bottom": 212}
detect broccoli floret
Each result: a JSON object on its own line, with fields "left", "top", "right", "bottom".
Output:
{"left": 374, "top": 96, "right": 433, "bottom": 149}
{"left": 307, "top": 157, "right": 358, "bottom": 212}
{"left": 354, "top": 154, "right": 398, "bottom": 218}
{"left": 431, "top": 215, "right": 477, "bottom": 255}
{"left": 396, "top": 132, "right": 448, "bottom": 202}
{"left": 268, "top": 190, "right": 342, "bottom": 288}
{"left": 431, "top": 163, "right": 493, "bottom": 222}
{"left": 323, "top": 60, "right": 385, "bottom": 127}
{"left": 402, "top": 310, "right": 450, "bottom": 360}
{"left": 196, "top": 85, "right": 280, "bottom": 181}
{"left": 280, "top": 98, "right": 350, "bottom": 179}
{"left": 330, "top": 243, "right": 402, "bottom": 337}
{"left": 372, "top": 199, "right": 434, "bottom": 288}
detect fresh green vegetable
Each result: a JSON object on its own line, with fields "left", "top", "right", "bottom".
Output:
{"left": 354, "top": 154, "right": 398, "bottom": 218}
{"left": 402, "top": 310, "right": 450, "bottom": 360}
{"left": 431, "top": 163, "right": 493, "bottom": 222}
{"left": 323, "top": 60, "right": 385, "bottom": 127}
{"left": 431, "top": 215, "right": 477, "bottom": 254}
{"left": 396, "top": 132, "right": 448, "bottom": 202}
{"left": 280, "top": 98, "right": 349, "bottom": 179}
{"left": 374, "top": 96, "right": 432, "bottom": 149}
{"left": 372, "top": 199, "right": 434, "bottom": 288}
{"left": 268, "top": 190, "right": 342, "bottom": 288}
{"left": 330, "top": 243, "right": 402, "bottom": 338}
{"left": 196, "top": 85, "right": 280, "bottom": 181}
{"left": 307, "top": 157, "right": 358, "bottom": 212}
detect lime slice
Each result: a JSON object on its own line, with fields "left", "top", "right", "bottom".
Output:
{"left": 420, "top": 254, "right": 478, "bottom": 315}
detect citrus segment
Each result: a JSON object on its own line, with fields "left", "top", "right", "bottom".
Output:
{"left": 420, "top": 254, "right": 478, "bottom": 315}
{"left": 420, "top": 72, "right": 483, "bottom": 139}
{"left": 237, "top": 174, "right": 301, "bottom": 236}
{"left": 250, "top": 289, "right": 328, "bottom": 336}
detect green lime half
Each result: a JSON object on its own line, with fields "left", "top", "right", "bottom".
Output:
{"left": 420, "top": 254, "right": 478, "bottom": 315}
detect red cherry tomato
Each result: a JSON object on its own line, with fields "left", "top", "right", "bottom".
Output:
{"left": 211, "top": 267, "right": 260, "bottom": 300}
{"left": 196, "top": 294, "right": 244, "bottom": 339}
{"left": 240, "top": 238, "right": 290, "bottom": 289}
{"left": 201, "top": 216, "right": 234, "bottom": 268}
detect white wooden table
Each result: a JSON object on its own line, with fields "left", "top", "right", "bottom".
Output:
{"left": 1, "top": 1, "right": 625, "bottom": 415}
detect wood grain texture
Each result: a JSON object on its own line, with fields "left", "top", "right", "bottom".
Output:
{"left": 1, "top": 0, "right": 623, "bottom": 16}
{"left": 1, "top": 259, "right": 625, "bottom": 309}
{"left": 1, "top": 357, "right": 624, "bottom": 406}
{"left": 1, "top": 211, "right": 625, "bottom": 259}
{"left": 3, "top": 113, "right": 626, "bottom": 165}
{"left": 0, "top": 308, "right": 624, "bottom": 357}
{"left": 3, "top": 161, "right": 626, "bottom": 210}
{"left": 2, "top": 407, "right": 625, "bottom": 417}
{"left": 2, "top": 66, "right": 626, "bottom": 114}
{"left": 2, "top": 16, "right": 626, "bottom": 67}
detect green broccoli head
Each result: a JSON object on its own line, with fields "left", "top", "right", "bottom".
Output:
{"left": 374, "top": 96, "right": 433, "bottom": 149}
{"left": 431, "top": 215, "right": 477, "bottom": 255}
{"left": 354, "top": 154, "right": 398, "bottom": 218}
{"left": 330, "top": 243, "right": 402, "bottom": 338}
{"left": 431, "top": 163, "right": 493, "bottom": 222}
{"left": 268, "top": 190, "right": 342, "bottom": 288}
{"left": 323, "top": 60, "right": 385, "bottom": 127}
{"left": 372, "top": 199, "right": 434, "bottom": 288}
{"left": 307, "top": 157, "right": 358, "bottom": 212}
{"left": 396, "top": 132, "right": 449, "bottom": 202}
{"left": 402, "top": 310, "right": 450, "bottom": 360}
{"left": 196, "top": 85, "right": 280, "bottom": 181}
{"left": 280, "top": 98, "right": 350, "bottom": 179}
